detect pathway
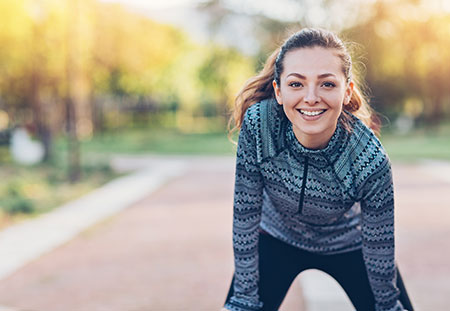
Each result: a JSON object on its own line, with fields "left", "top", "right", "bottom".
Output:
{"left": 0, "top": 156, "right": 448, "bottom": 310}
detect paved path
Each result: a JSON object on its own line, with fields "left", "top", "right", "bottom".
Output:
{"left": 393, "top": 161, "right": 450, "bottom": 311}
{"left": 0, "top": 159, "right": 187, "bottom": 281}
{"left": 0, "top": 156, "right": 448, "bottom": 311}
{"left": 0, "top": 156, "right": 303, "bottom": 311}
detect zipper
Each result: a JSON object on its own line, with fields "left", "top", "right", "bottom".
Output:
{"left": 298, "top": 156, "right": 309, "bottom": 214}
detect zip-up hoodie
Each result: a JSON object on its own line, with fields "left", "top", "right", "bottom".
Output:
{"left": 225, "top": 98, "right": 405, "bottom": 311}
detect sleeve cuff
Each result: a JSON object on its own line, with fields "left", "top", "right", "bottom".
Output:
{"left": 376, "top": 300, "right": 406, "bottom": 311}
{"left": 224, "top": 296, "right": 263, "bottom": 311}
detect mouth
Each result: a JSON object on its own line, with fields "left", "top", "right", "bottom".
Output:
{"left": 296, "top": 109, "right": 327, "bottom": 116}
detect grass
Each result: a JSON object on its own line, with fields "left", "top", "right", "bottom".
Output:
{"left": 73, "top": 125, "right": 449, "bottom": 162}
{"left": 380, "top": 122, "right": 450, "bottom": 162}
{"left": 381, "top": 134, "right": 450, "bottom": 162}
{"left": 73, "top": 128, "right": 238, "bottom": 156}
{"left": 0, "top": 148, "right": 120, "bottom": 230}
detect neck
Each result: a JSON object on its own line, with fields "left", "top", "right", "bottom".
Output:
{"left": 292, "top": 124, "right": 337, "bottom": 150}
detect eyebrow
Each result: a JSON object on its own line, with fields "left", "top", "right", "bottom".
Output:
{"left": 286, "top": 73, "right": 337, "bottom": 79}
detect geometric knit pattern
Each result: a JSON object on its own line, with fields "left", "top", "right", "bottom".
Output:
{"left": 225, "top": 98, "right": 405, "bottom": 311}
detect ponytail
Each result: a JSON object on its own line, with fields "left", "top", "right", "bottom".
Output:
{"left": 343, "top": 78, "right": 380, "bottom": 135}
{"left": 227, "top": 49, "right": 279, "bottom": 141}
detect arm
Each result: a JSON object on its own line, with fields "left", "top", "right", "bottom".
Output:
{"left": 360, "top": 157, "right": 405, "bottom": 311}
{"left": 224, "top": 112, "right": 264, "bottom": 311}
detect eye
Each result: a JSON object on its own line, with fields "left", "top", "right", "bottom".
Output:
{"left": 288, "top": 81, "right": 303, "bottom": 88}
{"left": 322, "top": 81, "right": 336, "bottom": 88}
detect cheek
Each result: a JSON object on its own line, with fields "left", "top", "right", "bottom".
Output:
{"left": 322, "top": 92, "right": 346, "bottom": 107}
{"left": 279, "top": 90, "right": 299, "bottom": 105}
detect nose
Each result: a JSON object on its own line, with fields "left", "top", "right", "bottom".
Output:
{"left": 304, "top": 86, "right": 320, "bottom": 105}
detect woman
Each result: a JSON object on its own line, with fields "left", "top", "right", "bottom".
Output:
{"left": 222, "top": 28, "right": 414, "bottom": 311}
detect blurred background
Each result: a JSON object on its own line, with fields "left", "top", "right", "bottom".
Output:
{"left": 0, "top": 0, "right": 449, "bottom": 223}
{"left": 0, "top": 0, "right": 449, "bottom": 310}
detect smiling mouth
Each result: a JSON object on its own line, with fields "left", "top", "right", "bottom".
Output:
{"left": 297, "top": 109, "right": 327, "bottom": 116}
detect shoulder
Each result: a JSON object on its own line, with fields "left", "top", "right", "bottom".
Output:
{"left": 241, "top": 101, "right": 263, "bottom": 139}
{"left": 350, "top": 114, "right": 386, "bottom": 156}
{"left": 335, "top": 113, "right": 391, "bottom": 197}
{"left": 242, "top": 98, "right": 287, "bottom": 161}
{"left": 243, "top": 98, "right": 281, "bottom": 126}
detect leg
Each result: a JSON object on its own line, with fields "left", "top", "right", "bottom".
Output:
{"left": 224, "top": 231, "right": 307, "bottom": 311}
{"left": 315, "top": 251, "right": 415, "bottom": 311}
{"left": 315, "top": 249, "right": 376, "bottom": 311}
{"left": 257, "top": 232, "right": 305, "bottom": 311}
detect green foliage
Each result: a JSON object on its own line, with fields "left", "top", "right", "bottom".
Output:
{"left": 0, "top": 154, "right": 118, "bottom": 219}
{"left": 0, "top": 0, "right": 255, "bottom": 143}
{"left": 2, "top": 197, "right": 34, "bottom": 214}
{"left": 0, "top": 146, "right": 11, "bottom": 163}
{"left": 1, "top": 181, "right": 35, "bottom": 214}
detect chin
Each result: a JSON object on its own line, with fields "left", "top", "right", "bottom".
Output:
{"left": 299, "top": 126, "right": 328, "bottom": 136}
{"left": 294, "top": 118, "right": 337, "bottom": 136}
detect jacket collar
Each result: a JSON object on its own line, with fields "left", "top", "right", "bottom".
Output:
{"left": 284, "top": 116, "right": 347, "bottom": 165}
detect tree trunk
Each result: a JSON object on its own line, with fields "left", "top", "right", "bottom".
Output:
{"left": 66, "top": 96, "right": 80, "bottom": 182}
{"left": 65, "top": 0, "right": 81, "bottom": 182}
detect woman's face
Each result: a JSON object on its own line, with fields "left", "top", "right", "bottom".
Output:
{"left": 273, "top": 46, "right": 353, "bottom": 149}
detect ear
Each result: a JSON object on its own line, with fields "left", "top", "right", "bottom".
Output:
{"left": 272, "top": 80, "right": 283, "bottom": 105}
{"left": 344, "top": 81, "right": 354, "bottom": 104}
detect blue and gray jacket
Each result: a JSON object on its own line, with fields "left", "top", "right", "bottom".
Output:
{"left": 225, "top": 98, "right": 404, "bottom": 311}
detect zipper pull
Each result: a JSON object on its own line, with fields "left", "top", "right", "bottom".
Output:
{"left": 298, "top": 156, "right": 309, "bottom": 214}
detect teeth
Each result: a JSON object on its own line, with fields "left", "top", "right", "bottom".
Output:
{"left": 299, "top": 109, "right": 325, "bottom": 116}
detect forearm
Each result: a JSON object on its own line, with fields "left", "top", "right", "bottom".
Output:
{"left": 361, "top": 160, "right": 404, "bottom": 310}
{"left": 226, "top": 109, "right": 264, "bottom": 311}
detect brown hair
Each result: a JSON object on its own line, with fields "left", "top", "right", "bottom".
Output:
{"left": 228, "top": 28, "right": 379, "bottom": 139}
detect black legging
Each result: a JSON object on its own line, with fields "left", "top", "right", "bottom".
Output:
{"left": 225, "top": 231, "right": 414, "bottom": 311}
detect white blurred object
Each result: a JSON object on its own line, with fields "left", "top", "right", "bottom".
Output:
{"left": 395, "top": 115, "right": 414, "bottom": 134}
{"left": 10, "top": 128, "right": 45, "bottom": 165}
{"left": 300, "top": 269, "right": 354, "bottom": 311}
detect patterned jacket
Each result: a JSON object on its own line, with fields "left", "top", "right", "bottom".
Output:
{"left": 225, "top": 98, "right": 404, "bottom": 311}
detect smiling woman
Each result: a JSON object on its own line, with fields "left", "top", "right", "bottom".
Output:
{"left": 223, "top": 28, "right": 414, "bottom": 311}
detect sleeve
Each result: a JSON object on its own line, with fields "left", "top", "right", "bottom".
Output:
{"left": 360, "top": 157, "right": 406, "bottom": 311}
{"left": 224, "top": 112, "right": 264, "bottom": 311}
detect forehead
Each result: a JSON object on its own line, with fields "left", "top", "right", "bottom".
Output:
{"left": 282, "top": 47, "right": 343, "bottom": 77}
